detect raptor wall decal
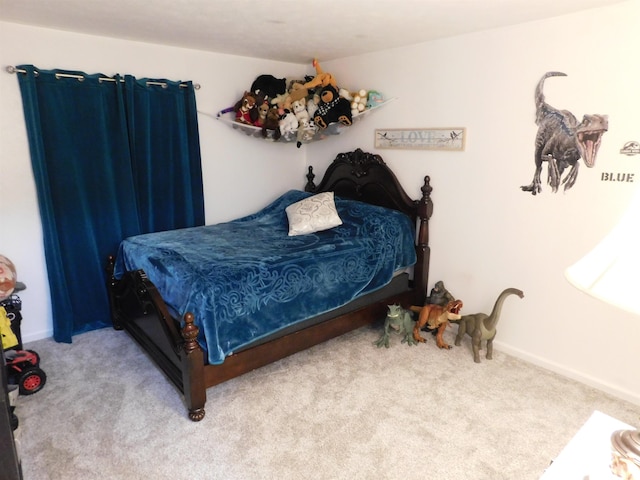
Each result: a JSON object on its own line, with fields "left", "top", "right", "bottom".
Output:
{"left": 521, "top": 72, "right": 608, "bottom": 195}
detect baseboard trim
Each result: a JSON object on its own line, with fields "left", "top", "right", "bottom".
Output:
{"left": 494, "top": 340, "right": 640, "bottom": 407}
{"left": 20, "top": 329, "right": 53, "bottom": 345}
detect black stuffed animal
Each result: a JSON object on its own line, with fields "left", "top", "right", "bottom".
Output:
{"left": 250, "top": 74, "right": 287, "bottom": 100}
{"left": 313, "top": 85, "right": 352, "bottom": 130}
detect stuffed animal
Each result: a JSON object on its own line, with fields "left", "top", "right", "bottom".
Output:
{"left": 303, "top": 59, "right": 338, "bottom": 90}
{"left": 279, "top": 109, "right": 299, "bottom": 137}
{"left": 366, "top": 90, "right": 384, "bottom": 109}
{"left": 350, "top": 89, "right": 368, "bottom": 116}
{"left": 254, "top": 100, "right": 270, "bottom": 128}
{"left": 250, "top": 74, "right": 287, "bottom": 100}
{"left": 292, "top": 98, "right": 313, "bottom": 147}
{"left": 307, "top": 93, "right": 320, "bottom": 119}
{"left": 339, "top": 88, "right": 369, "bottom": 117}
{"left": 262, "top": 105, "right": 282, "bottom": 140}
{"left": 283, "top": 82, "right": 309, "bottom": 111}
{"left": 296, "top": 118, "right": 317, "bottom": 148}
{"left": 270, "top": 92, "right": 290, "bottom": 115}
{"left": 234, "top": 91, "right": 257, "bottom": 125}
{"left": 291, "top": 98, "right": 309, "bottom": 124}
{"left": 313, "top": 85, "right": 352, "bottom": 130}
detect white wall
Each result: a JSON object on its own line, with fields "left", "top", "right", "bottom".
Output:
{"left": 0, "top": 22, "right": 307, "bottom": 342}
{"left": 2, "top": 0, "right": 639, "bottom": 407}
{"left": 308, "top": 1, "right": 640, "bottom": 405}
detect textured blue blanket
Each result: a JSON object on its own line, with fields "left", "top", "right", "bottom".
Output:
{"left": 115, "top": 190, "right": 416, "bottom": 364}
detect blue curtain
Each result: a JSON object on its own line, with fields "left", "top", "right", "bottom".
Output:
{"left": 124, "top": 76, "right": 204, "bottom": 233}
{"left": 16, "top": 65, "right": 205, "bottom": 343}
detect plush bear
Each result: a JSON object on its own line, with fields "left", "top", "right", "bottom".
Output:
{"left": 313, "top": 85, "right": 352, "bottom": 130}
{"left": 250, "top": 74, "right": 287, "bottom": 100}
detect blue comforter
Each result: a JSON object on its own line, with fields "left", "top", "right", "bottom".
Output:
{"left": 115, "top": 190, "right": 416, "bottom": 364}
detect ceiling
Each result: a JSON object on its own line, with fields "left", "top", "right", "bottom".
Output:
{"left": 0, "top": 0, "right": 626, "bottom": 64}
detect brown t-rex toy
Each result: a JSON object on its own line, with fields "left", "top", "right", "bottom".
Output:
{"left": 410, "top": 300, "right": 463, "bottom": 349}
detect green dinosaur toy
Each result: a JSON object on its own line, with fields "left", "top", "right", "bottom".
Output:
{"left": 452, "top": 288, "right": 524, "bottom": 363}
{"left": 374, "top": 304, "right": 418, "bottom": 348}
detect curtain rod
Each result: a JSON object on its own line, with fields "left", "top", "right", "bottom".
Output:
{"left": 5, "top": 65, "right": 201, "bottom": 90}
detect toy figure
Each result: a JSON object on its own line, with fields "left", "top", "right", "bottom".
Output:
{"left": 296, "top": 118, "right": 317, "bottom": 148}
{"left": 427, "top": 280, "right": 455, "bottom": 306}
{"left": 366, "top": 90, "right": 384, "bottom": 109}
{"left": 410, "top": 300, "right": 463, "bottom": 349}
{"left": 452, "top": 288, "right": 524, "bottom": 363}
{"left": 261, "top": 105, "right": 282, "bottom": 140}
{"left": 303, "top": 58, "right": 338, "bottom": 90}
{"left": 374, "top": 304, "right": 418, "bottom": 348}
{"left": 313, "top": 85, "right": 352, "bottom": 130}
{"left": 234, "top": 91, "right": 257, "bottom": 125}
{"left": 254, "top": 101, "right": 269, "bottom": 128}
{"left": 250, "top": 74, "right": 287, "bottom": 101}
{"left": 279, "top": 109, "right": 298, "bottom": 137}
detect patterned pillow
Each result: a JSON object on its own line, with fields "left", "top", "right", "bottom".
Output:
{"left": 285, "top": 192, "right": 343, "bottom": 236}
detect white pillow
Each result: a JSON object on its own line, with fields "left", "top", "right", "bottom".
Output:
{"left": 285, "top": 192, "right": 343, "bottom": 236}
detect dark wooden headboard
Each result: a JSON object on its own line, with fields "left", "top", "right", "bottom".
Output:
{"left": 306, "top": 148, "right": 433, "bottom": 301}
{"left": 305, "top": 148, "right": 432, "bottom": 222}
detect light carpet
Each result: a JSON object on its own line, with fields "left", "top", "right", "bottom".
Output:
{"left": 12, "top": 324, "right": 640, "bottom": 480}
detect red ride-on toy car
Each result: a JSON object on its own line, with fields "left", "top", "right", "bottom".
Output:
{"left": 5, "top": 349, "right": 47, "bottom": 395}
{"left": 1, "top": 257, "right": 47, "bottom": 396}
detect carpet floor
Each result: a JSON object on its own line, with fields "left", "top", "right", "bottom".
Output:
{"left": 11, "top": 324, "right": 640, "bottom": 480}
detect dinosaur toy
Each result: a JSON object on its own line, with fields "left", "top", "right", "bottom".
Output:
{"left": 452, "top": 288, "right": 524, "bottom": 363}
{"left": 410, "top": 300, "right": 463, "bottom": 349}
{"left": 521, "top": 72, "right": 608, "bottom": 195}
{"left": 374, "top": 304, "right": 418, "bottom": 348}
{"left": 426, "top": 280, "right": 455, "bottom": 306}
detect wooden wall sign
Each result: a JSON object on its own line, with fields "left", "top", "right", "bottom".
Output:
{"left": 375, "top": 128, "right": 466, "bottom": 151}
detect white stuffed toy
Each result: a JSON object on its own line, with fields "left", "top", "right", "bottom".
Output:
{"left": 350, "top": 89, "right": 368, "bottom": 116}
{"left": 292, "top": 98, "right": 309, "bottom": 124}
{"left": 307, "top": 93, "right": 320, "bottom": 119}
{"left": 279, "top": 110, "right": 299, "bottom": 137}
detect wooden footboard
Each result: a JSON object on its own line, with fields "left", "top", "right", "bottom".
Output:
{"left": 106, "top": 149, "right": 433, "bottom": 421}
{"left": 106, "top": 258, "right": 206, "bottom": 420}
{"left": 107, "top": 257, "right": 416, "bottom": 421}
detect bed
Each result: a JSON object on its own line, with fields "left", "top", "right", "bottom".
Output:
{"left": 106, "top": 148, "right": 433, "bottom": 421}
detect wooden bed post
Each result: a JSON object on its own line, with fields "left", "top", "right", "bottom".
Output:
{"left": 105, "top": 255, "right": 124, "bottom": 330}
{"left": 180, "top": 313, "right": 206, "bottom": 422}
{"left": 305, "top": 166, "right": 316, "bottom": 192}
{"left": 413, "top": 176, "right": 433, "bottom": 305}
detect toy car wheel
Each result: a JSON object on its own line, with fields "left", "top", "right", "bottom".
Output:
{"left": 18, "top": 367, "right": 46, "bottom": 395}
